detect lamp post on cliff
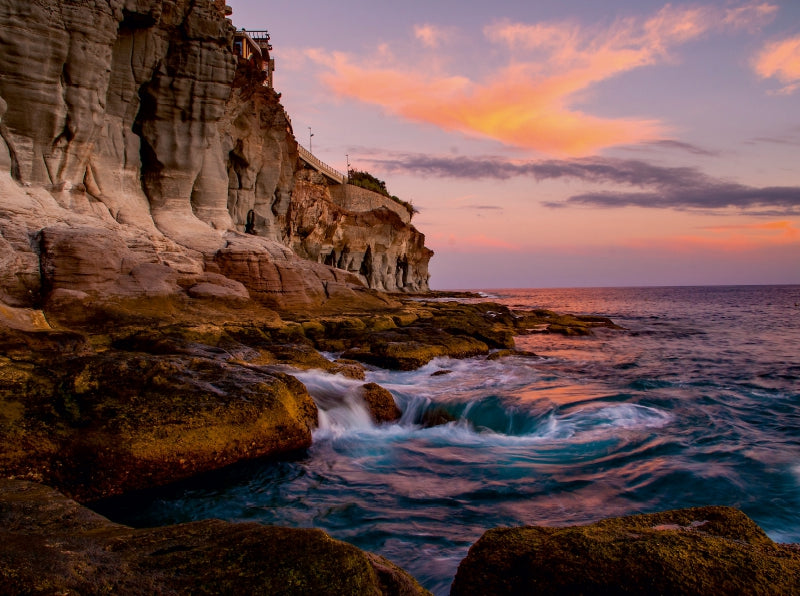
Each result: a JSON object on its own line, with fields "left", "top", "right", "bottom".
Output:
{"left": 308, "top": 127, "right": 314, "bottom": 153}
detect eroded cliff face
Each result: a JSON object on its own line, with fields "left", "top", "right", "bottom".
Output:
{"left": 288, "top": 171, "right": 431, "bottom": 292}
{"left": 221, "top": 66, "right": 432, "bottom": 293}
{"left": 0, "top": 0, "right": 431, "bottom": 319}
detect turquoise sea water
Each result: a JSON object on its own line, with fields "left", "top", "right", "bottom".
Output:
{"left": 100, "top": 286, "right": 800, "bottom": 595}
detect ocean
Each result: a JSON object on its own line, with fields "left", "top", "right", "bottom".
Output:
{"left": 101, "top": 285, "right": 800, "bottom": 595}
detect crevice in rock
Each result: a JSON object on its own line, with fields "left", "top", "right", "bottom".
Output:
{"left": 0, "top": 122, "right": 21, "bottom": 181}
{"left": 337, "top": 245, "right": 350, "bottom": 270}
{"left": 396, "top": 255, "right": 409, "bottom": 289}
{"left": 359, "top": 245, "right": 373, "bottom": 286}
{"left": 228, "top": 144, "right": 247, "bottom": 190}
{"left": 134, "top": 81, "right": 163, "bottom": 207}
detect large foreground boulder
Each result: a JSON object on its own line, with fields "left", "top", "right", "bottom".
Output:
{"left": 451, "top": 506, "right": 800, "bottom": 595}
{"left": 0, "top": 348, "right": 318, "bottom": 501}
{"left": 0, "top": 480, "right": 430, "bottom": 595}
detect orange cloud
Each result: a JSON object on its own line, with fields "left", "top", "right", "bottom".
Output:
{"left": 309, "top": 2, "right": 776, "bottom": 156}
{"left": 754, "top": 35, "right": 800, "bottom": 94}
{"left": 700, "top": 220, "right": 800, "bottom": 240}
{"left": 627, "top": 220, "right": 800, "bottom": 252}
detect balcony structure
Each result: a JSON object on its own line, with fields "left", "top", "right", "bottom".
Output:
{"left": 233, "top": 29, "right": 275, "bottom": 88}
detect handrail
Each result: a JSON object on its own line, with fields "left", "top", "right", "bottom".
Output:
{"left": 297, "top": 145, "right": 347, "bottom": 185}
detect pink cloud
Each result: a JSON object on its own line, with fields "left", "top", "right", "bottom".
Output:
{"left": 427, "top": 232, "right": 522, "bottom": 252}
{"left": 754, "top": 34, "right": 800, "bottom": 94}
{"left": 308, "top": 2, "right": 776, "bottom": 156}
{"left": 413, "top": 24, "right": 452, "bottom": 48}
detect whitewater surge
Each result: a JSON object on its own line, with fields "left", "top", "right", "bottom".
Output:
{"left": 103, "top": 286, "right": 800, "bottom": 596}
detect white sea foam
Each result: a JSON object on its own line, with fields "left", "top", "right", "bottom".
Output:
{"left": 291, "top": 370, "right": 376, "bottom": 438}
{"left": 294, "top": 359, "right": 671, "bottom": 449}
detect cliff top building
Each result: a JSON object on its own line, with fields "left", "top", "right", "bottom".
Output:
{"left": 233, "top": 29, "right": 275, "bottom": 88}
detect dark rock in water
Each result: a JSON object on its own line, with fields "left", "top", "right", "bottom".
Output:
{"left": 431, "top": 369, "right": 453, "bottom": 376}
{"left": 361, "top": 382, "right": 402, "bottom": 423}
{"left": 0, "top": 480, "right": 430, "bottom": 595}
{"left": 513, "top": 309, "right": 624, "bottom": 336}
{"left": 486, "top": 349, "right": 538, "bottom": 361}
{"left": 419, "top": 407, "right": 457, "bottom": 428}
{"left": 451, "top": 506, "right": 800, "bottom": 596}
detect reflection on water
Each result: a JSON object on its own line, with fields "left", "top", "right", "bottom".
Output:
{"left": 98, "top": 286, "right": 800, "bottom": 595}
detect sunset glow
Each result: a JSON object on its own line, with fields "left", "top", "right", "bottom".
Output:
{"left": 229, "top": 0, "right": 800, "bottom": 288}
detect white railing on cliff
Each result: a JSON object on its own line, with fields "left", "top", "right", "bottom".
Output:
{"left": 297, "top": 145, "right": 347, "bottom": 185}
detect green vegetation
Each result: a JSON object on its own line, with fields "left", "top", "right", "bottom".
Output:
{"left": 347, "top": 169, "right": 417, "bottom": 216}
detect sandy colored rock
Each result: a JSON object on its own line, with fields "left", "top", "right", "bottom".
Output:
{"left": 0, "top": 0, "right": 432, "bottom": 315}
{"left": 451, "top": 506, "right": 800, "bottom": 596}
{"left": 0, "top": 479, "right": 431, "bottom": 595}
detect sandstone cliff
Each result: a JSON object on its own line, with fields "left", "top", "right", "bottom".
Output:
{"left": 0, "top": 0, "right": 431, "bottom": 318}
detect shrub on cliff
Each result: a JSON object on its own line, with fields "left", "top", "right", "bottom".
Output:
{"left": 347, "top": 169, "right": 416, "bottom": 216}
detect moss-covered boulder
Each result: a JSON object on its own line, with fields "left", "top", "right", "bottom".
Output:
{"left": 0, "top": 349, "right": 318, "bottom": 501}
{"left": 0, "top": 479, "right": 431, "bottom": 595}
{"left": 451, "top": 506, "right": 800, "bottom": 596}
{"left": 342, "top": 335, "right": 489, "bottom": 371}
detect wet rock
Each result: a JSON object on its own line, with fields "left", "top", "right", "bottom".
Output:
{"left": 361, "top": 382, "right": 401, "bottom": 423}
{"left": 342, "top": 335, "right": 489, "bottom": 371}
{"left": 486, "top": 349, "right": 539, "bottom": 361}
{"left": 419, "top": 407, "right": 457, "bottom": 428}
{"left": 0, "top": 479, "right": 431, "bottom": 595}
{"left": 451, "top": 506, "right": 800, "bottom": 596}
{"left": 0, "top": 350, "right": 318, "bottom": 501}
{"left": 430, "top": 369, "right": 453, "bottom": 376}
{"left": 514, "top": 309, "right": 624, "bottom": 336}
{"left": 330, "top": 358, "right": 367, "bottom": 380}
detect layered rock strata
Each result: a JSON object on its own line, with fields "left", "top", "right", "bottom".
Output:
{"left": 0, "top": 0, "right": 431, "bottom": 319}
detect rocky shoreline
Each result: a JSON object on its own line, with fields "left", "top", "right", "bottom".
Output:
{"left": 1, "top": 0, "right": 797, "bottom": 592}
{"left": 0, "top": 293, "right": 618, "bottom": 502}
{"left": 2, "top": 296, "right": 799, "bottom": 594}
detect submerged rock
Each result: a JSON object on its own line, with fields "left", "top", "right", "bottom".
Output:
{"left": 486, "top": 349, "right": 539, "bottom": 361}
{"left": 419, "top": 407, "right": 458, "bottom": 428}
{"left": 0, "top": 479, "right": 430, "bottom": 595}
{"left": 451, "top": 506, "right": 800, "bottom": 596}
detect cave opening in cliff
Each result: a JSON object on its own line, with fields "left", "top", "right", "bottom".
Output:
{"left": 359, "top": 245, "right": 374, "bottom": 284}
{"left": 228, "top": 145, "right": 249, "bottom": 191}
{"left": 396, "top": 256, "right": 409, "bottom": 288}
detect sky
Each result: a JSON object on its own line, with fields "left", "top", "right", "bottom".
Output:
{"left": 229, "top": 0, "right": 800, "bottom": 289}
